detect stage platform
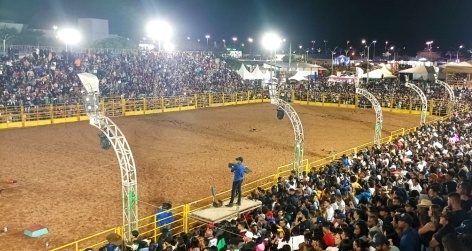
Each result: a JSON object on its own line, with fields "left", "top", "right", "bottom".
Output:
{"left": 190, "top": 199, "right": 262, "bottom": 223}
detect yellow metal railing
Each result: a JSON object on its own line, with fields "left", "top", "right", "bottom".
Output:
{"left": 0, "top": 90, "right": 457, "bottom": 130}
{"left": 0, "top": 91, "right": 268, "bottom": 130}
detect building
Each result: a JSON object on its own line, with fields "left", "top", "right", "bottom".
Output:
{"left": 0, "top": 21, "right": 26, "bottom": 33}
{"left": 77, "top": 18, "right": 109, "bottom": 45}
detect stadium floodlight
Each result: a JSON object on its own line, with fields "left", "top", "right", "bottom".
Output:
{"left": 146, "top": 20, "right": 172, "bottom": 50}
{"left": 58, "top": 28, "right": 81, "bottom": 52}
{"left": 262, "top": 33, "right": 281, "bottom": 51}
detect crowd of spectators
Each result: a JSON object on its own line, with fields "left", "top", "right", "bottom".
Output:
{"left": 2, "top": 49, "right": 471, "bottom": 110}
{"left": 0, "top": 49, "right": 255, "bottom": 107}
{"left": 100, "top": 108, "right": 472, "bottom": 251}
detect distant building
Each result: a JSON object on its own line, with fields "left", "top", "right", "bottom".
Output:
{"left": 0, "top": 21, "right": 26, "bottom": 32}
{"left": 78, "top": 18, "right": 110, "bottom": 45}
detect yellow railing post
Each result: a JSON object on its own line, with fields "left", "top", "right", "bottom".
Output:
{"left": 222, "top": 93, "right": 225, "bottom": 105}
{"left": 429, "top": 100, "right": 434, "bottom": 115}
{"left": 194, "top": 94, "right": 198, "bottom": 108}
{"left": 183, "top": 204, "right": 190, "bottom": 233}
{"left": 76, "top": 103, "right": 81, "bottom": 120}
{"left": 143, "top": 98, "right": 147, "bottom": 113}
{"left": 154, "top": 214, "right": 158, "bottom": 242}
{"left": 390, "top": 97, "right": 394, "bottom": 111}
{"left": 20, "top": 105, "right": 25, "bottom": 127}
{"left": 209, "top": 93, "right": 212, "bottom": 106}
{"left": 101, "top": 99, "right": 105, "bottom": 114}
{"left": 355, "top": 93, "right": 359, "bottom": 108}
{"left": 50, "top": 104, "right": 54, "bottom": 124}
{"left": 409, "top": 97, "right": 413, "bottom": 113}
{"left": 160, "top": 97, "right": 164, "bottom": 112}
{"left": 121, "top": 98, "right": 126, "bottom": 116}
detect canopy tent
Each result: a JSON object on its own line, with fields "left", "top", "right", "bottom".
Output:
{"left": 360, "top": 66, "right": 396, "bottom": 79}
{"left": 399, "top": 66, "right": 436, "bottom": 81}
{"left": 327, "top": 75, "right": 356, "bottom": 83}
{"left": 442, "top": 61, "right": 472, "bottom": 74}
{"left": 252, "top": 65, "right": 271, "bottom": 80}
{"left": 237, "top": 64, "right": 256, "bottom": 80}
{"left": 289, "top": 71, "right": 309, "bottom": 81}
{"left": 78, "top": 73, "right": 100, "bottom": 93}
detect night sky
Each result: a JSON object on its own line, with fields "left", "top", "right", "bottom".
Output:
{"left": 0, "top": 0, "right": 471, "bottom": 54}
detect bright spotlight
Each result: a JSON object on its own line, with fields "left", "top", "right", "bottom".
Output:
{"left": 57, "top": 28, "right": 81, "bottom": 45}
{"left": 146, "top": 21, "right": 172, "bottom": 41}
{"left": 262, "top": 33, "right": 281, "bottom": 51}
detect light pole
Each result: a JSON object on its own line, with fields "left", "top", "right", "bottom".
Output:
{"left": 328, "top": 46, "right": 338, "bottom": 74}
{"left": 232, "top": 37, "right": 237, "bottom": 47}
{"left": 324, "top": 40, "right": 328, "bottom": 54}
{"left": 426, "top": 41, "right": 434, "bottom": 62}
{"left": 53, "top": 25, "right": 58, "bottom": 37}
{"left": 390, "top": 46, "right": 395, "bottom": 61}
{"left": 248, "top": 37, "right": 253, "bottom": 54}
{"left": 262, "top": 33, "right": 281, "bottom": 83}
{"left": 205, "top": 34, "right": 210, "bottom": 46}
{"left": 146, "top": 20, "right": 172, "bottom": 51}
{"left": 305, "top": 50, "right": 309, "bottom": 63}
{"left": 362, "top": 39, "right": 375, "bottom": 84}
{"left": 456, "top": 45, "right": 463, "bottom": 62}
{"left": 222, "top": 39, "right": 226, "bottom": 47}
{"left": 311, "top": 40, "right": 315, "bottom": 54}
{"left": 2, "top": 34, "right": 14, "bottom": 54}
{"left": 385, "top": 41, "right": 388, "bottom": 52}
{"left": 372, "top": 40, "right": 377, "bottom": 61}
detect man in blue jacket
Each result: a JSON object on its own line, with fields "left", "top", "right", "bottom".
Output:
{"left": 226, "top": 157, "right": 248, "bottom": 207}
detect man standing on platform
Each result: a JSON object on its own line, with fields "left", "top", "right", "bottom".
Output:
{"left": 226, "top": 157, "right": 249, "bottom": 207}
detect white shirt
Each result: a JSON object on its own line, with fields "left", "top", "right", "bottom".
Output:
{"left": 326, "top": 206, "right": 335, "bottom": 221}
{"left": 411, "top": 183, "right": 423, "bottom": 193}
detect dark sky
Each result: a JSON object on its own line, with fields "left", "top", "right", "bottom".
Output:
{"left": 0, "top": 0, "right": 471, "bottom": 54}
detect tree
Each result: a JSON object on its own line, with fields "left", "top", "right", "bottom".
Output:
{"left": 90, "top": 37, "right": 137, "bottom": 50}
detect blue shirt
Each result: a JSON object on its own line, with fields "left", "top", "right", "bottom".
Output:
{"left": 156, "top": 208, "right": 174, "bottom": 227}
{"left": 400, "top": 227, "right": 420, "bottom": 251}
{"left": 230, "top": 163, "right": 246, "bottom": 181}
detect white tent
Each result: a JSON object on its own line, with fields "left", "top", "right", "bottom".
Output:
{"left": 289, "top": 72, "right": 309, "bottom": 81}
{"left": 237, "top": 64, "right": 256, "bottom": 80}
{"left": 78, "top": 73, "right": 100, "bottom": 93}
{"left": 252, "top": 65, "right": 267, "bottom": 79}
{"left": 399, "top": 66, "right": 436, "bottom": 81}
{"left": 361, "top": 66, "right": 396, "bottom": 79}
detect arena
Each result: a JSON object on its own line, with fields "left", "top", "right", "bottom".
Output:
{"left": 0, "top": 102, "right": 428, "bottom": 250}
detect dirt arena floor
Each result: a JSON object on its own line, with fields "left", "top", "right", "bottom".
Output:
{"left": 0, "top": 104, "right": 430, "bottom": 250}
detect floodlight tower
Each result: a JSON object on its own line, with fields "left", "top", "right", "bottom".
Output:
{"left": 262, "top": 32, "right": 304, "bottom": 177}
{"left": 78, "top": 73, "right": 138, "bottom": 243}
{"left": 404, "top": 75, "right": 428, "bottom": 125}
{"left": 355, "top": 77, "right": 383, "bottom": 146}
{"left": 434, "top": 74, "right": 456, "bottom": 117}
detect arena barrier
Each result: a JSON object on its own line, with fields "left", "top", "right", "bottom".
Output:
{"left": 0, "top": 91, "right": 267, "bottom": 129}
{"left": 0, "top": 89, "right": 457, "bottom": 130}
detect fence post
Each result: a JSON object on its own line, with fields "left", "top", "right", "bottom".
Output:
{"left": 355, "top": 93, "right": 359, "bottom": 108}
{"left": 409, "top": 97, "right": 413, "bottom": 113}
{"left": 121, "top": 98, "right": 126, "bottom": 116}
{"left": 154, "top": 214, "right": 158, "bottom": 242}
{"left": 209, "top": 93, "right": 212, "bottom": 106}
{"left": 76, "top": 103, "right": 81, "bottom": 120}
{"left": 429, "top": 100, "right": 434, "bottom": 115}
{"left": 20, "top": 105, "right": 25, "bottom": 127}
{"left": 194, "top": 94, "right": 198, "bottom": 108}
{"left": 183, "top": 204, "right": 190, "bottom": 233}
{"left": 161, "top": 97, "right": 165, "bottom": 112}
{"left": 50, "top": 104, "right": 54, "bottom": 124}
{"left": 143, "top": 98, "right": 147, "bottom": 113}
{"left": 222, "top": 93, "right": 225, "bottom": 105}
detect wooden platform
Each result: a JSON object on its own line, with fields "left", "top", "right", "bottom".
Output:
{"left": 190, "top": 199, "right": 262, "bottom": 223}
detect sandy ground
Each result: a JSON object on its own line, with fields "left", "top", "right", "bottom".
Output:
{"left": 0, "top": 104, "right": 427, "bottom": 250}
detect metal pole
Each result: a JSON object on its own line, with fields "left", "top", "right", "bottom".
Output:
{"left": 367, "top": 47, "right": 370, "bottom": 84}
{"left": 289, "top": 43, "right": 292, "bottom": 71}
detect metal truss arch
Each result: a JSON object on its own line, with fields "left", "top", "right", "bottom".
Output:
{"left": 356, "top": 87, "right": 383, "bottom": 146}
{"left": 435, "top": 74, "right": 455, "bottom": 116}
{"left": 89, "top": 115, "right": 139, "bottom": 243}
{"left": 268, "top": 85, "right": 305, "bottom": 177}
{"left": 405, "top": 76, "right": 428, "bottom": 125}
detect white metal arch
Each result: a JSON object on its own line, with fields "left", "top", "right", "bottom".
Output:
{"left": 356, "top": 88, "right": 383, "bottom": 146}
{"left": 268, "top": 84, "right": 305, "bottom": 177}
{"left": 89, "top": 115, "right": 138, "bottom": 243}
{"left": 79, "top": 73, "right": 138, "bottom": 244}
{"left": 435, "top": 74, "right": 455, "bottom": 116}
{"left": 405, "top": 75, "right": 428, "bottom": 125}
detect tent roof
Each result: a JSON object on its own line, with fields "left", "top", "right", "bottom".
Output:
{"left": 399, "top": 65, "right": 436, "bottom": 74}
{"left": 289, "top": 72, "right": 309, "bottom": 81}
{"left": 237, "top": 64, "right": 256, "bottom": 79}
{"left": 360, "top": 67, "right": 396, "bottom": 79}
